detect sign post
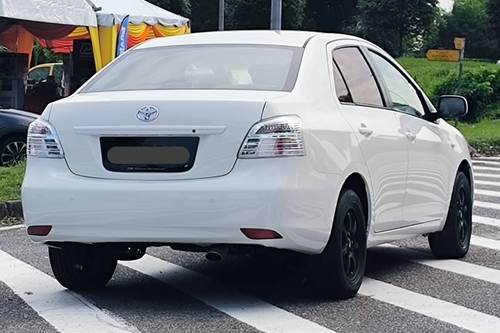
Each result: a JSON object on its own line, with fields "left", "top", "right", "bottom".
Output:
{"left": 270, "top": 0, "right": 282, "bottom": 30}
{"left": 218, "top": 0, "right": 224, "bottom": 31}
{"left": 454, "top": 37, "right": 466, "bottom": 80}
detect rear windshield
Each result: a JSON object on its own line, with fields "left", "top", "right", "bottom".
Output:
{"left": 82, "top": 45, "right": 303, "bottom": 93}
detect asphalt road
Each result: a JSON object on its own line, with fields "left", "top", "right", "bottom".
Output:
{"left": 1, "top": 158, "right": 500, "bottom": 333}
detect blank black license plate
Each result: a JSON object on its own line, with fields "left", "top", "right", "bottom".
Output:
{"left": 100, "top": 137, "right": 199, "bottom": 172}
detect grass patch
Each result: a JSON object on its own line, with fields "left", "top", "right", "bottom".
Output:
{"left": 455, "top": 119, "right": 500, "bottom": 155}
{"left": 397, "top": 57, "right": 498, "bottom": 98}
{"left": 0, "top": 162, "right": 25, "bottom": 202}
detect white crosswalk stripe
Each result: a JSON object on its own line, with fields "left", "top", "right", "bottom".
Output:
{"left": 475, "top": 200, "right": 500, "bottom": 211}
{"left": 0, "top": 249, "right": 139, "bottom": 333}
{"left": 121, "top": 255, "right": 336, "bottom": 333}
{"left": 359, "top": 278, "right": 500, "bottom": 333}
{"left": 379, "top": 244, "right": 500, "bottom": 285}
{"left": 471, "top": 235, "right": 500, "bottom": 251}
{"left": 475, "top": 188, "right": 500, "bottom": 197}
{"left": 473, "top": 215, "right": 500, "bottom": 227}
{"left": 474, "top": 166, "right": 500, "bottom": 173}
{"left": 475, "top": 179, "right": 500, "bottom": 187}
{"left": 473, "top": 160, "right": 500, "bottom": 167}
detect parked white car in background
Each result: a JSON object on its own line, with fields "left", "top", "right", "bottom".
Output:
{"left": 22, "top": 31, "right": 473, "bottom": 299}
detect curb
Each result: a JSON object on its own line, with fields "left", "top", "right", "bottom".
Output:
{"left": 0, "top": 201, "right": 23, "bottom": 220}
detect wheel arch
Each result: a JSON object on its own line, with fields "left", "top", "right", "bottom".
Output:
{"left": 340, "top": 173, "right": 371, "bottom": 231}
{"left": 457, "top": 159, "right": 473, "bottom": 197}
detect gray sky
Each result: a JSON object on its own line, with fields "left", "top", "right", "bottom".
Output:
{"left": 439, "top": 0, "right": 454, "bottom": 11}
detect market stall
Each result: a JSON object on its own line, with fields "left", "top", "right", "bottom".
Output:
{"left": 41, "top": 0, "right": 190, "bottom": 71}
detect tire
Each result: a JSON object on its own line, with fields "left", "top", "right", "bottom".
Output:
{"left": 428, "top": 171, "right": 472, "bottom": 259}
{"left": 309, "top": 189, "right": 367, "bottom": 299}
{"left": 0, "top": 136, "right": 27, "bottom": 166}
{"left": 49, "top": 244, "right": 117, "bottom": 290}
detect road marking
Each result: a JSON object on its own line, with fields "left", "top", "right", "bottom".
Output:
{"left": 473, "top": 160, "right": 500, "bottom": 167}
{"left": 0, "top": 224, "right": 24, "bottom": 232}
{"left": 474, "top": 157, "right": 500, "bottom": 162}
{"left": 471, "top": 236, "right": 500, "bottom": 251}
{"left": 474, "top": 166, "right": 500, "bottom": 173}
{"left": 0, "top": 250, "right": 139, "bottom": 333}
{"left": 475, "top": 200, "right": 500, "bottom": 211}
{"left": 475, "top": 189, "right": 500, "bottom": 197}
{"left": 359, "top": 277, "right": 500, "bottom": 333}
{"left": 379, "top": 244, "right": 500, "bottom": 285}
{"left": 122, "top": 255, "right": 335, "bottom": 333}
{"left": 473, "top": 215, "right": 500, "bottom": 227}
{"left": 475, "top": 173, "right": 500, "bottom": 181}
{"left": 475, "top": 179, "right": 500, "bottom": 187}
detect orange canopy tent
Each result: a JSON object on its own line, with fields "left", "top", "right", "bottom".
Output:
{"left": 0, "top": 0, "right": 98, "bottom": 65}
{"left": 39, "top": 0, "right": 190, "bottom": 71}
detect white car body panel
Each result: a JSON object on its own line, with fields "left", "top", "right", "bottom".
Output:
{"left": 22, "top": 31, "right": 472, "bottom": 254}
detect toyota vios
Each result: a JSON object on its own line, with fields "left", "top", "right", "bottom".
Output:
{"left": 22, "top": 31, "right": 473, "bottom": 299}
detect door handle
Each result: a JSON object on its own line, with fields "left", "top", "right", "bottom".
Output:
{"left": 406, "top": 131, "right": 416, "bottom": 141}
{"left": 358, "top": 124, "right": 373, "bottom": 137}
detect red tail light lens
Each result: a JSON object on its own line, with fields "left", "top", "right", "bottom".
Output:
{"left": 27, "top": 226, "right": 52, "bottom": 236}
{"left": 241, "top": 228, "right": 283, "bottom": 240}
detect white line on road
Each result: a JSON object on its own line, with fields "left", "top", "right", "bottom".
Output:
{"left": 0, "top": 250, "right": 139, "bottom": 333}
{"left": 473, "top": 215, "right": 500, "bottom": 227}
{"left": 474, "top": 157, "right": 500, "bottom": 162}
{"left": 122, "top": 255, "right": 335, "bottom": 333}
{"left": 474, "top": 166, "right": 500, "bottom": 173}
{"left": 471, "top": 236, "right": 500, "bottom": 251}
{"left": 475, "top": 179, "right": 500, "bottom": 187}
{"left": 359, "top": 277, "right": 500, "bottom": 333}
{"left": 475, "top": 200, "right": 500, "bottom": 211}
{"left": 0, "top": 224, "right": 24, "bottom": 232}
{"left": 379, "top": 244, "right": 500, "bottom": 285}
{"left": 475, "top": 189, "right": 500, "bottom": 197}
{"left": 475, "top": 173, "right": 500, "bottom": 181}
{"left": 473, "top": 161, "right": 500, "bottom": 167}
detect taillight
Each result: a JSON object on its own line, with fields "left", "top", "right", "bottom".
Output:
{"left": 27, "top": 118, "right": 64, "bottom": 158}
{"left": 238, "top": 116, "right": 305, "bottom": 158}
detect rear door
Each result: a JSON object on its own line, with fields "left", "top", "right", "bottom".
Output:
{"left": 328, "top": 43, "right": 409, "bottom": 232}
{"left": 366, "top": 50, "right": 451, "bottom": 225}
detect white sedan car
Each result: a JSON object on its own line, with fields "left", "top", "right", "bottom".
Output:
{"left": 22, "top": 31, "right": 472, "bottom": 299}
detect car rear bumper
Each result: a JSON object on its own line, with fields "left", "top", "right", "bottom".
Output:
{"left": 22, "top": 158, "right": 341, "bottom": 254}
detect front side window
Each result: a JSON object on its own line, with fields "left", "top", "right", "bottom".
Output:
{"left": 333, "top": 47, "right": 384, "bottom": 107}
{"left": 369, "top": 51, "right": 425, "bottom": 117}
{"left": 83, "top": 45, "right": 303, "bottom": 93}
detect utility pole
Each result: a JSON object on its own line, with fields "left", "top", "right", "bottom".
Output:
{"left": 270, "top": 0, "right": 282, "bottom": 30}
{"left": 218, "top": 0, "right": 225, "bottom": 31}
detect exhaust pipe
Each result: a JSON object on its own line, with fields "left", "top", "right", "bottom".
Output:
{"left": 205, "top": 246, "right": 228, "bottom": 261}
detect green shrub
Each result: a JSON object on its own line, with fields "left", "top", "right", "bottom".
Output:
{"left": 434, "top": 69, "right": 498, "bottom": 122}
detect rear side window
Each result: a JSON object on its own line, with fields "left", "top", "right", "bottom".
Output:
{"left": 332, "top": 61, "right": 352, "bottom": 103}
{"left": 83, "top": 45, "right": 303, "bottom": 93}
{"left": 333, "top": 47, "right": 383, "bottom": 107}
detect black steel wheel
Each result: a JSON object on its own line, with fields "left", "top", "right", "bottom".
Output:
{"left": 429, "top": 171, "right": 472, "bottom": 259}
{"left": 309, "top": 189, "right": 367, "bottom": 299}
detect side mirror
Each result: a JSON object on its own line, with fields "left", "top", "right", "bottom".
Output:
{"left": 438, "top": 95, "right": 468, "bottom": 120}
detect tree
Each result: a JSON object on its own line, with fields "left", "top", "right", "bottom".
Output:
{"left": 355, "top": 0, "right": 438, "bottom": 57}
{"left": 191, "top": 0, "right": 219, "bottom": 32}
{"left": 148, "top": 0, "right": 191, "bottom": 17}
{"left": 226, "top": 0, "right": 306, "bottom": 30}
{"left": 439, "top": 0, "right": 494, "bottom": 59}
{"left": 303, "top": 0, "right": 359, "bottom": 33}
{"left": 487, "top": 0, "right": 500, "bottom": 54}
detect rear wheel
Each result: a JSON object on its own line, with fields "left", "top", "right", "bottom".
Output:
{"left": 310, "top": 189, "right": 367, "bottom": 299}
{"left": 428, "top": 171, "right": 472, "bottom": 259}
{"left": 49, "top": 244, "right": 117, "bottom": 290}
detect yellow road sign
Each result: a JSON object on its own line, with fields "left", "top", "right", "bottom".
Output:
{"left": 426, "top": 49, "right": 460, "bottom": 62}
{"left": 454, "top": 37, "right": 466, "bottom": 50}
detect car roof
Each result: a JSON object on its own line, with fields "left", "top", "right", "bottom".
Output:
{"left": 0, "top": 109, "right": 38, "bottom": 119}
{"left": 136, "top": 30, "right": 349, "bottom": 49}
